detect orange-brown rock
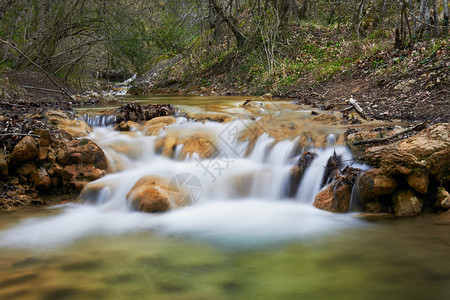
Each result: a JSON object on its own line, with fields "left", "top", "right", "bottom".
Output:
{"left": 33, "top": 128, "right": 51, "bottom": 147}
{"left": 393, "top": 189, "right": 423, "bottom": 217}
{"left": 30, "top": 168, "right": 52, "bottom": 190}
{"left": 10, "top": 136, "right": 38, "bottom": 162}
{"left": 127, "top": 176, "right": 177, "bottom": 213}
{"left": 114, "top": 120, "right": 142, "bottom": 131}
{"left": 406, "top": 172, "right": 429, "bottom": 194}
{"left": 356, "top": 168, "right": 398, "bottom": 203}
{"left": 359, "top": 124, "right": 450, "bottom": 177}
{"left": 436, "top": 187, "right": 450, "bottom": 210}
{"left": 46, "top": 110, "right": 92, "bottom": 137}
{"left": 179, "top": 132, "right": 217, "bottom": 159}
{"left": 127, "top": 175, "right": 192, "bottom": 213}
{"left": 155, "top": 130, "right": 217, "bottom": 159}
{"left": 314, "top": 167, "right": 361, "bottom": 213}
{"left": 142, "top": 116, "right": 176, "bottom": 136}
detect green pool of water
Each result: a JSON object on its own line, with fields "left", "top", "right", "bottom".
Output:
{"left": 0, "top": 209, "right": 449, "bottom": 300}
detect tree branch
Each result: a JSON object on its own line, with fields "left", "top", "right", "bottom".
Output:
{"left": 0, "top": 39, "right": 74, "bottom": 101}
{"left": 352, "top": 122, "right": 427, "bottom": 146}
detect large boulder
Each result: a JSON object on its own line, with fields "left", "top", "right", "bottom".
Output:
{"left": 356, "top": 168, "right": 398, "bottom": 203}
{"left": 46, "top": 110, "right": 92, "bottom": 137}
{"left": 126, "top": 175, "right": 189, "bottom": 213}
{"left": 155, "top": 130, "right": 217, "bottom": 160}
{"left": 142, "top": 116, "right": 176, "bottom": 136}
{"left": 356, "top": 124, "right": 450, "bottom": 180}
{"left": 57, "top": 139, "right": 108, "bottom": 170}
{"left": 393, "top": 189, "right": 423, "bottom": 217}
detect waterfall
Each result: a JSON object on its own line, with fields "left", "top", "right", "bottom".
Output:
{"left": 0, "top": 116, "right": 365, "bottom": 250}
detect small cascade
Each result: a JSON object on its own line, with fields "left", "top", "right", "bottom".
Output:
{"left": 295, "top": 134, "right": 353, "bottom": 204}
{"left": 83, "top": 114, "right": 117, "bottom": 127}
{"left": 0, "top": 114, "right": 366, "bottom": 249}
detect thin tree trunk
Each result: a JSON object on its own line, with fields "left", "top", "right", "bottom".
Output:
{"left": 443, "top": 0, "right": 449, "bottom": 29}
{"left": 432, "top": 0, "right": 439, "bottom": 36}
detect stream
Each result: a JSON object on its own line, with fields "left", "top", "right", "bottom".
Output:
{"left": 0, "top": 95, "right": 449, "bottom": 299}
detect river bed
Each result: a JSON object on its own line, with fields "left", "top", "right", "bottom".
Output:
{"left": 0, "top": 95, "right": 449, "bottom": 299}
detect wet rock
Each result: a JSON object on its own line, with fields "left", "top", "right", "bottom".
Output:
{"left": 114, "top": 121, "right": 141, "bottom": 131}
{"left": 10, "top": 136, "right": 38, "bottom": 162}
{"left": 115, "top": 103, "right": 177, "bottom": 124}
{"left": 314, "top": 167, "right": 362, "bottom": 212}
{"left": 179, "top": 132, "right": 217, "bottom": 160}
{"left": 155, "top": 131, "right": 217, "bottom": 160}
{"left": 46, "top": 110, "right": 92, "bottom": 137}
{"left": 142, "top": 116, "right": 176, "bottom": 136}
{"left": 77, "top": 181, "right": 110, "bottom": 204}
{"left": 356, "top": 168, "right": 398, "bottom": 203}
{"left": 189, "top": 113, "right": 234, "bottom": 123}
{"left": 436, "top": 187, "right": 450, "bottom": 210}
{"left": 393, "top": 189, "right": 423, "bottom": 217}
{"left": 407, "top": 172, "right": 429, "bottom": 194}
{"left": 127, "top": 175, "right": 187, "bottom": 213}
{"left": 241, "top": 100, "right": 264, "bottom": 114}
{"left": 289, "top": 151, "right": 317, "bottom": 197}
{"left": 321, "top": 151, "right": 343, "bottom": 188}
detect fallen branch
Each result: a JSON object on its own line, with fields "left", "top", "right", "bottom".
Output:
{"left": 348, "top": 96, "right": 367, "bottom": 120}
{"left": 352, "top": 122, "right": 427, "bottom": 146}
{"left": 0, "top": 133, "right": 40, "bottom": 138}
{"left": 0, "top": 39, "right": 74, "bottom": 101}
{"left": 22, "top": 85, "right": 65, "bottom": 94}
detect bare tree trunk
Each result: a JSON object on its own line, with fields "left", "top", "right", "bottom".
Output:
{"left": 432, "top": 0, "right": 439, "bottom": 36}
{"left": 417, "top": 0, "right": 430, "bottom": 37}
{"left": 210, "top": 0, "right": 247, "bottom": 48}
{"left": 443, "top": 0, "right": 449, "bottom": 29}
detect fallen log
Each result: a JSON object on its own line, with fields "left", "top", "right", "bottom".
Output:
{"left": 352, "top": 122, "right": 427, "bottom": 146}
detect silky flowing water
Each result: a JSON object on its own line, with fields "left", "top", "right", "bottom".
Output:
{"left": 0, "top": 96, "right": 449, "bottom": 299}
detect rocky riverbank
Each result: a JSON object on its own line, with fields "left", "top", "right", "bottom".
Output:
{"left": 0, "top": 70, "right": 449, "bottom": 220}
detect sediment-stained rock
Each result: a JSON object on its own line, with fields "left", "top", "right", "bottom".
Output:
{"left": 393, "top": 189, "right": 423, "bottom": 217}
{"left": 126, "top": 175, "right": 189, "bottom": 213}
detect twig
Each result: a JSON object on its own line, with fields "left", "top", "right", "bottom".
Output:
{"left": 352, "top": 122, "right": 427, "bottom": 146}
{"left": 22, "top": 85, "right": 65, "bottom": 94}
{"left": 0, "top": 39, "right": 74, "bottom": 101}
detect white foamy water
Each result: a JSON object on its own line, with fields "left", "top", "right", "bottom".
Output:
{"left": 0, "top": 116, "right": 367, "bottom": 250}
